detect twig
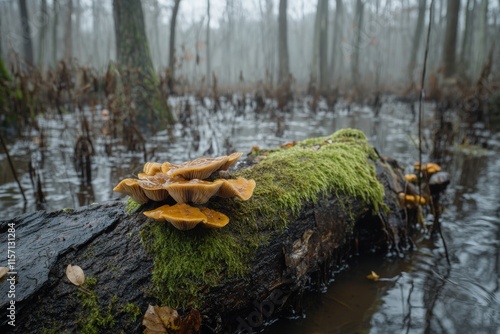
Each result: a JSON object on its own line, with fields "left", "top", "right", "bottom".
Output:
{"left": 0, "top": 133, "right": 27, "bottom": 204}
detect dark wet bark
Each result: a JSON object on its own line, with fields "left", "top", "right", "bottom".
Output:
{"left": 0, "top": 157, "right": 414, "bottom": 333}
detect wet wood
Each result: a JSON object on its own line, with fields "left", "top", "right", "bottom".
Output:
{"left": 0, "top": 156, "right": 414, "bottom": 333}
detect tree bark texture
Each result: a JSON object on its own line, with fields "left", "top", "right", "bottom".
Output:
{"left": 278, "top": 0, "right": 289, "bottom": 85}
{"left": 18, "top": 0, "right": 34, "bottom": 66}
{"left": 442, "top": 0, "right": 460, "bottom": 78}
{"left": 0, "top": 152, "right": 416, "bottom": 333}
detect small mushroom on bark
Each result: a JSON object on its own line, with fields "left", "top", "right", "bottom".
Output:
{"left": 200, "top": 207, "right": 230, "bottom": 229}
{"left": 166, "top": 156, "right": 230, "bottom": 180}
{"left": 414, "top": 162, "right": 441, "bottom": 175}
{"left": 215, "top": 177, "right": 256, "bottom": 201}
{"left": 138, "top": 173, "right": 171, "bottom": 202}
{"left": 165, "top": 179, "right": 223, "bottom": 204}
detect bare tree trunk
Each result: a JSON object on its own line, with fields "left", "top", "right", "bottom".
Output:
{"left": 459, "top": 0, "right": 473, "bottom": 79}
{"left": 18, "top": 0, "right": 34, "bottom": 66}
{"left": 37, "top": 0, "right": 48, "bottom": 68}
{"left": 206, "top": 0, "right": 211, "bottom": 87}
{"left": 329, "top": 0, "right": 343, "bottom": 86}
{"left": 278, "top": 0, "right": 289, "bottom": 85}
{"left": 473, "top": 0, "right": 488, "bottom": 82}
{"left": 441, "top": 0, "right": 460, "bottom": 78}
{"left": 407, "top": 0, "right": 427, "bottom": 85}
{"left": 113, "top": 0, "right": 174, "bottom": 125}
{"left": 52, "top": 0, "right": 59, "bottom": 66}
{"left": 168, "top": 0, "right": 181, "bottom": 92}
{"left": 310, "top": 0, "right": 322, "bottom": 92}
{"left": 64, "top": 0, "right": 73, "bottom": 63}
{"left": 352, "top": 0, "right": 364, "bottom": 90}
{"left": 91, "top": 0, "right": 100, "bottom": 67}
{"left": 153, "top": 0, "right": 161, "bottom": 69}
{"left": 74, "top": 0, "right": 81, "bottom": 62}
{"left": 318, "top": 0, "right": 329, "bottom": 93}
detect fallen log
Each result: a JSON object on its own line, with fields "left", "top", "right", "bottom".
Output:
{"left": 0, "top": 129, "right": 416, "bottom": 333}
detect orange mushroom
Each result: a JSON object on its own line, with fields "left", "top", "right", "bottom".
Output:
{"left": 414, "top": 162, "right": 441, "bottom": 175}
{"left": 113, "top": 178, "right": 149, "bottom": 204}
{"left": 404, "top": 174, "right": 418, "bottom": 183}
{"left": 220, "top": 152, "right": 243, "bottom": 170}
{"left": 143, "top": 203, "right": 207, "bottom": 230}
{"left": 200, "top": 207, "right": 230, "bottom": 229}
{"left": 166, "top": 156, "right": 229, "bottom": 180}
{"left": 215, "top": 177, "right": 256, "bottom": 201}
{"left": 138, "top": 173, "right": 171, "bottom": 202}
{"left": 398, "top": 193, "right": 426, "bottom": 207}
{"left": 165, "top": 179, "right": 223, "bottom": 204}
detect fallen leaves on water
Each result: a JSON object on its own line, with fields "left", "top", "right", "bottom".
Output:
{"left": 366, "top": 271, "right": 380, "bottom": 281}
{"left": 66, "top": 264, "right": 85, "bottom": 286}
{"left": 0, "top": 267, "right": 8, "bottom": 280}
{"left": 143, "top": 304, "right": 201, "bottom": 334}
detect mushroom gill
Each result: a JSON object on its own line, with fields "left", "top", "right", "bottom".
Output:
{"left": 143, "top": 203, "right": 207, "bottom": 230}
{"left": 165, "top": 179, "right": 223, "bottom": 204}
{"left": 113, "top": 178, "right": 149, "bottom": 204}
{"left": 138, "top": 173, "right": 171, "bottom": 202}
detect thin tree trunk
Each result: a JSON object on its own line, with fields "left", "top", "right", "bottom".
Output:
{"left": 352, "top": 0, "right": 364, "bottom": 89}
{"left": 329, "top": 0, "right": 343, "bottom": 85}
{"left": 52, "top": 0, "right": 59, "bottom": 66}
{"left": 168, "top": 0, "right": 181, "bottom": 92}
{"left": 75, "top": 0, "right": 81, "bottom": 62}
{"left": 153, "top": 0, "right": 161, "bottom": 69}
{"left": 459, "top": 0, "right": 473, "bottom": 79}
{"left": 318, "top": 0, "right": 329, "bottom": 93}
{"left": 37, "top": 0, "right": 48, "bottom": 68}
{"left": 310, "top": 0, "right": 322, "bottom": 91}
{"left": 278, "top": 0, "right": 289, "bottom": 85}
{"left": 206, "top": 0, "right": 211, "bottom": 87}
{"left": 92, "top": 0, "right": 100, "bottom": 67}
{"left": 407, "top": 0, "right": 427, "bottom": 85}
{"left": 441, "top": 0, "right": 460, "bottom": 78}
{"left": 473, "top": 0, "right": 488, "bottom": 82}
{"left": 64, "top": 0, "right": 73, "bottom": 63}
{"left": 18, "top": 0, "right": 34, "bottom": 66}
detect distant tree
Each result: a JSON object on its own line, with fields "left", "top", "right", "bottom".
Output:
{"left": 206, "top": 0, "right": 211, "bottom": 87}
{"left": 318, "top": 0, "right": 329, "bottom": 92}
{"left": 473, "top": 0, "right": 488, "bottom": 82}
{"left": 18, "top": 0, "right": 34, "bottom": 65}
{"left": 329, "top": 0, "right": 343, "bottom": 85}
{"left": 113, "top": 0, "right": 174, "bottom": 126}
{"left": 52, "top": 0, "right": 59, "bottom": 66}
{"left": 310, "top": 0, "right": 328, "bottom": 92}
{"left": 441, "top": 0, "right": 460, "bottom": 78}
{"left": 64, "top": 0, "right": 73, "bottom": 63}
{"left": 168, "top": 0, "right": 181, "bottom": 92}
{"left": 37, "top": 0, "right": 48, "bottom": 67}
{"left": 278, "top": 0, "right": 289, "bottom": 85}
{"left": 407, "top": 0, "right": 426, "bottom": 85}
{"left": 459, "top": 0, "right": 473, "bottom": 78}
{"left": 352, "top": 0, "right": 364, "bottom": 89}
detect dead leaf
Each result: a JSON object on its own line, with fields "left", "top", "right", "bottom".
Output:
{"left": 0, "top": 267, "right": 8, "bottom": 280}
{"left": 143, "top": 305, "right": 201, "bottom": 334}
{"left": 366, "top": 271, "right": 380, "bottom": 281}
{"left": 66, "top": 264, "right": 85, "bottom": 286}
{"left": 180, "top": 308, "right": 201, "bottom": 334}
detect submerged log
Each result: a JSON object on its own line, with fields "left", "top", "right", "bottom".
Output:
{"left": 0, "top": 129, "right": 416, "bottom": 333}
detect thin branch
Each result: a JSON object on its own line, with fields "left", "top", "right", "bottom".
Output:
{"left": 0, "top": 133, "right": 27, "bottom": 204}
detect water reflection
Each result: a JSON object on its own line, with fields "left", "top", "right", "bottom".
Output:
{"left": 1, "top": 96, "right": 499, "bottom": 333}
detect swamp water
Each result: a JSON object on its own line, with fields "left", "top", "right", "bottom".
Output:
{"left": 1, "top": 96, "right": 499, "bottom": 333}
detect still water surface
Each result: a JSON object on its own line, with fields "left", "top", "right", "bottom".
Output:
{"left": 1, "top": 96, "right": 499, "bottom": 333}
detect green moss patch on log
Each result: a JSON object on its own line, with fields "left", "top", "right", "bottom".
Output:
{"left": 140, "top": 128, "right": 385, "bottom": 309}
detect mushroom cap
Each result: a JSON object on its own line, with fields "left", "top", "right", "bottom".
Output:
{"left": 398, "top": 193, "right": 426, "bottom": 207}
{"left": 404, "top": 174, "right": 418, "bottom": 183}
{"left": 161, "top": 161, "right": 179, "bottom": 175}
{"left": 216, "top": 177, "right": 256, "bottom": 201}
{"left": 165, "top": 179, "right": 223, "bottom": 204}
{"left": 113, "top": 178, "right": 149, "bottom": 204}
{"left": 220, "top": 152, "right": 243, "bottom": 170}
{"left": 200, "top": 207, "right": 230, "bottom": 229}
{"left": 138, "top": 173, "right": 171, "bottom": 201}
{"left": 143, "top": 203, "right": 207, "bottom": 230}
{"left": 414, "top": 162, "right": 442, "bottom": 174}
{"left": 143, "top": 162, "right": 162, "bottom": 176}
{"left": 166, "top": 156, "right": 229, "bottom": 180}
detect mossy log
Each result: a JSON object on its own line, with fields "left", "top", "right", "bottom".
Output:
{"left": 0, "top": 130, "right": 416, "bottom": 333}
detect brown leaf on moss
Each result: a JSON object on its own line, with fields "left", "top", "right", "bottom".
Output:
{"left": 179, "top": 308, "right": 201, "bottom": 334}
{"left": 0, "top": 267, "right": 9, "bottom": 280}
{"left": 142, "top": 305, "right": 201, "bottom": 334}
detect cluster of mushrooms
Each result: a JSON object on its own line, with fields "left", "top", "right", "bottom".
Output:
{"left": 401, "top": 162, "right": 450, "bottom": 207}
{"left": 113, "top": 152, "right": 256, "bottom": 230}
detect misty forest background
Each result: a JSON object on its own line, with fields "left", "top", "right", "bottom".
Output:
{"left": 0, "top": 0, "right": 499, "bottom": 135}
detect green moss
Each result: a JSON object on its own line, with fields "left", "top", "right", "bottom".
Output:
{"left": 77, "top": 278, "right": 116, "bottom": 334}
{"left": 141, "top": 129, "right": 386, "bottom": 309}
{"left": 125, "top": 197, "right": 142, "bottom": 214}
{"left": 121, "top": 303, "right": 142, "bottom": 322}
